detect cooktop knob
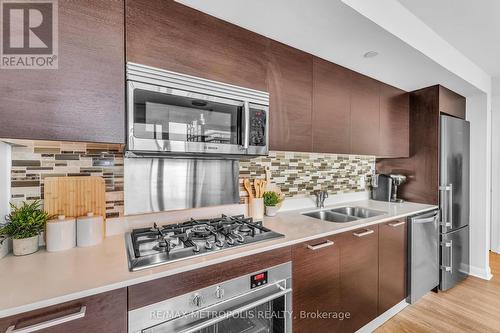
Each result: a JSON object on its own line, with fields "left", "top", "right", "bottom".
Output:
{"left": 215, "top": 286, "right": 224, "bottom": 299}
{"left": 192, "top": 294, "right": 203, "bottom": 307}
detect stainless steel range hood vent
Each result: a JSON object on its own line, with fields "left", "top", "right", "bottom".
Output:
{"left": 124, "top": 158, "right": 240, "bottom": 215}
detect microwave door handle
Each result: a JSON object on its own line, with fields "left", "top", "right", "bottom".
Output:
{"left": 242, "top": 101, "right": 250, "bottom": 149}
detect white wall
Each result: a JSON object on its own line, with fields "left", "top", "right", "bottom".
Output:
{"left": 467, "top": 94, "right": 493, "bottom": 279}
{"left": 491, "top": 94, "right": 500, "bottom": 253}
{"left": 0, "top": 142, "right": 11, "bottom": 223}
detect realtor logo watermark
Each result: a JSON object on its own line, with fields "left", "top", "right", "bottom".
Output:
{"left": 0, "top": 0, "right": 58, "bottom": 69}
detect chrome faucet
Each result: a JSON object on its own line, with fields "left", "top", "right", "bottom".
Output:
{"left": 314, "top": 190, "right": 329, "bottom": 208}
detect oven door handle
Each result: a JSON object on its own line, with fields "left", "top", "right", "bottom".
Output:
{"left": 176, "top": 288, "right": 292, "bottom": 333}
{"left": 242, "top": 101, "right": 250, "bottom": 150}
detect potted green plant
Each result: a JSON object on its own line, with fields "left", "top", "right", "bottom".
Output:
{"left": 0, "top": 201, "right": 50, "bottom": 256}
{"left": 263, "top": 191, "right": 284, "bottom": 217}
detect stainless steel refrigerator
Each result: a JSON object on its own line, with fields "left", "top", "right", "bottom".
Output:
{"left": 439, "top": 114, "right": 470, "bottom": 291}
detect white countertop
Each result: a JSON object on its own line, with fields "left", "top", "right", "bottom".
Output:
{"left": 0, "top": 200, "right": 437, "bottom": 318}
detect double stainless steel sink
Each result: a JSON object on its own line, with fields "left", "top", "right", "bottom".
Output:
{"left": 302, "top": 206, "right": 386, "bottom": 223}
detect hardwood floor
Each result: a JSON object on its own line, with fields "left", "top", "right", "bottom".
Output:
{"left": 376, "top": 252, "right": 500, "bottom": 333}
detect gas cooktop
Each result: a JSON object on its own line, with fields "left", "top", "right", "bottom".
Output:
{"left": 125, "top": 214, "right": 284, "bottom": 271}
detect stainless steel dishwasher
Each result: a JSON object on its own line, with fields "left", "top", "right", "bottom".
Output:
{"left": 407, "top": 209, "right": 440, "bottom": 304}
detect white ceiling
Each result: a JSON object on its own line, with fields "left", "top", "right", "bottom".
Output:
{"left": 176, "top": 0, "right": 481, "bottom": 96}
{"left": 177, "top": 0, "right": 478, "bottom": 96}
{"left": 397, "top": 0, "right": 500, "bottom": 78}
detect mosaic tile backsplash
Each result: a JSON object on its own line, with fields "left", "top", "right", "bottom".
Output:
{"left": 8, "top": 140, "right": 374, "bottom": 216}
{"left": 239, "top": 151, "right": 375, "bottom": 202}
{"left": 9, "top": 141, "right": 124, "bottom": 218}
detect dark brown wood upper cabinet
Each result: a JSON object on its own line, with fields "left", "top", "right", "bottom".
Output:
{"left": 312, "top": 57, "right": 351, "bottom": 154}
{"left": 340, "top": 225, "right": 379, "bottom": 333}
{"left": 0, "top": 288, "right": 127, "bottom": 333}
{"left": 0, "top": 0, "right": 125, "bottom": 143}
{"left": 379, "top": 84, "right": 410, "bottom": 158}
{"left": 349, "top": 72, "right": 381, "bottom": 156}
{"left": 292, "top": 236, "right": 341, "bottom": 333}
{"left": 439, "top": 85, "right": 466, "bottom": 119}
{"left": 377, "top": 85, "right": 445, "bottom": 205}
{"left": 378, "top": 220, "right": 407, "bottom": 314}
{"left": 126, "top": 0, "right": 269, "bottom": 92}
{"left": 267, "top": 41, "right": 313, "bottom": 152}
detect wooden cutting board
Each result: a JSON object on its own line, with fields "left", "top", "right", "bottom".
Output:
{"left": 44, "top": 176, "right": 106, "bottom": 223}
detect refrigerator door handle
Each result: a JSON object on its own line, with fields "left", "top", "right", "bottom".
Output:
{"left": 439, "top": 185, "right": 453, "bottom": 230}
{"left": 441, "top": 240, "right": 453, "bottom": 272}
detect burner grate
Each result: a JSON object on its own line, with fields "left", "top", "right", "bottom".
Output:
{"left": 127, "top": 214, "right": 284, "bottom": 270}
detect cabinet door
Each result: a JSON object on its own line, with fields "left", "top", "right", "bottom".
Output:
{"left": 379, "top": 84, "right": 410, "bottom": 158}
{"left": 0, "top": 289, "right": 127, "bottom": 333}
{"left": 439, "top": 85, "right": 466, "bottom": 119}
{"left": 126, "top": 0, "right": 268, "bottom": 92}
{"left": 378, "top": 220, "right": 407, "bottom": 314}
{"left": 350, "top": 72, "right": 380, "bottom": 156}
{"left": 312, "top": 57, "right": 351, "bottom": 154}
{"left": 292, "top": 236, "right": 341, "bottom": 333}
{"left": 0, "top": 0, "right": 125, "bottom": 143}
{"left": 340, "top": 225, "right": 379, "bottom": 333}
{"left": 267, "top": 41, "right": 313, "bottom": 152}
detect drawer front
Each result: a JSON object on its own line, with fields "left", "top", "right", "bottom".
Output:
{"left": 379, "top": 220, "right": 407, "bottom": 313}
{"left": 340, "top": 225, "right": 379, "bottom": 333}
{"left": 292, "top": 236, "right": 342, "bottom": 332}
{"left": 0, "top": 289, "right": 127, "bottom": 333}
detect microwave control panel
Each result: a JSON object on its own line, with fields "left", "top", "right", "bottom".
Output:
{"left": 249, "top": 109, "right": 267, "bottom": 146}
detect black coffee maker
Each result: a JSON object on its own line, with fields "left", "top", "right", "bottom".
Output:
{"left": 371, "top": 174, "right": 393, "bottom": 202}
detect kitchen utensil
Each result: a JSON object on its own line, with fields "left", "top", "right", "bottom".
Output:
{"left": 44, "top": 176, "right": 106, "bottom": 234}
{"left": 46, "top": 215, "right": 76, "bottom": 252}
{"left": 77, "top": 212, "right": 104, "bottom": 247}
{"left": 260, "top": 180, "right": 267, "bottom": 196}
{"left": 253, "top": 179, "right": 267, "bottom": 198}
{"left": 243, "top": 179, "right": 254, "bottom": 199}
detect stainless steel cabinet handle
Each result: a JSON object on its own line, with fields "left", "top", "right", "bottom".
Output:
{"left": 242, "top": 101, "right": 250, "bottom": 149}
{"left": 307, "top": 240, "right": 334, "bottom": 250}
{"left": 439, "top": 185, "right": 453, "bottom": 231}
{"left": 448, "top": 184, "right": 453, "bottom": 227}
{"left": 413, "top": 216, "right": 437, "bottom": 224}
{"left": 353, "top": 229, "right": 374, "bottom": 237}
{"left": 388, "top": 221, "right": 405, "bottom": 227}
{"left": 440, "top": 241, "right": 453, "bottom": 272}
{"left": 6, "top": 306, "right": 86, "bottom": 333}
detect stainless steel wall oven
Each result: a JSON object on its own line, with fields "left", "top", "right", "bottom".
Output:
{"left": 128, "top": 262, "right": 292, "bottom": 333}
{"left": 126, "top": 63, "right": 270, "bottom": 157}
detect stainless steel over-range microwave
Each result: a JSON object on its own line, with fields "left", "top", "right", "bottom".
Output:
{"left": 126, "top": 63, "right": 270, "bottom": 157}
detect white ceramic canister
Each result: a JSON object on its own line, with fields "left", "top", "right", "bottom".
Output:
{"left": 77, "top": 212, "right": 103, "bottom": 247}
{"left": 46, "top": 215, "right": 76, "bottom": 252}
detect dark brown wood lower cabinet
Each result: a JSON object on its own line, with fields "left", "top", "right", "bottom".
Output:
{"left": 340, "top": 225, "right": 379, "bottom": 333}
{"left": 378, "top": 220, "right": 407, "bottom": 314}
{"left": 292, "top": 236, "right": 341, "bottom": 332}
{"left": 0, "top": 288, "right": 127, "bottom": 333}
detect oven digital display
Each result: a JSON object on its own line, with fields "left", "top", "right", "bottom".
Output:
{"left": 250, "top": 271, "right": 268, "bottom": 288}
